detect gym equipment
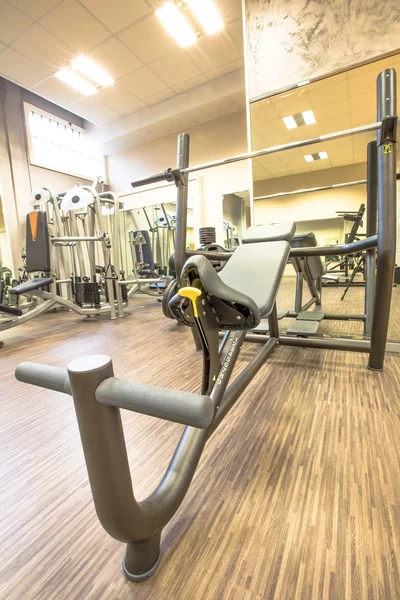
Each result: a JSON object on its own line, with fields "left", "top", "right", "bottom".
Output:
{"left": 15, "top": 68, "right": 397, "bottom": 582}
{"left": 0, "top": 186, "right": 127, "bottom": 347}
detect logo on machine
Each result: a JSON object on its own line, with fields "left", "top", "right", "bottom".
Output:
{"left": 216, "top": 337, "right": 238, "bottom": 385}
{"left": 383, "top": 144, "right": 393, "bottom": 154}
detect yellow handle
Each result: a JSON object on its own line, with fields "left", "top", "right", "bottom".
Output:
{"left": 178, "top": 286, "right": 202, "bottom": 318}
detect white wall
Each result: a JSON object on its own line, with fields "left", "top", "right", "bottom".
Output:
{"left": 107, "top": 111, "right": 250, "bottom": 245}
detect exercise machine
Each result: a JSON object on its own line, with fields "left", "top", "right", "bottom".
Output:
{"left": 15, "top": 68, "right": 397, "bottom": 581}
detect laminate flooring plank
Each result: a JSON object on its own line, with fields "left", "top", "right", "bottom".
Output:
{"left": 0, "top": 282, "right": 400, "bottom": 599}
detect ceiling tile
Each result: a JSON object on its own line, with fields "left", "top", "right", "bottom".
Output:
{"left": 144, "top": 88, "right": 175, "bottom": 105}
{"left": 69, "top": 96, "right": 120, "bottom": 125}
{"left": 350, "top": 109, "right": 375, "bottom": 127}
{"left": 226, "top": 18, "right": 244, "bottom": 56}
{"left": 80, "top": 0, "right": 151, "bottom": 34}
{"left": 251, "top": 102, "right": 280, "bottom": 125}
{"left": 118, "top": 100, "right": 147, "bottom": 116}
{"left": 348, "top": 71, "right": 377, "bottom": 98}
{"left": 97, "top": 84, "right": 141, "bottom": 111}
{"left": 330, "top": 154, "right": 354, "bottom": 167}
{"left": 348, "top": 93, "right": 375, "bottom": 114}
{"left": 213, "top": 0, "right": 242, "bottom": 23}
{"left": 313, "top": 98, "right": 350, "bottom": 122}
{"left": 33, "top": 75, "right": 85, "bottom": 105}
{"left": 206, "top": 57, "right": 244, "bottom": 80}
{"left": 11, "top": 24, "right": 73, "bottom": 72}
{"left": 40, "top": 0, "right": 110, "bottom": 53}
{"left": 118, "top": 15, "right": 178, "bottom": 64}
{"left": 149, "top": 49, "right": 202, "bottom": 87}
{"left": 308, "top": 80, "right": 348, "bottom": 107}
{"left": 0, "top": 0, "right": 33, "bottom": 45}
{"left": 326, "top": 144, "right": 353, "bottom": 158}
{"left": 9, "top": 0, "right": 59, "bottom": 20}
{"left": 254, "top": 118, "right": 287, "bottom": 137}
{"left": 90, "top": 36, "right": 142, "bottom": 79}
{"left": 118, "top": 65, "right": 169, "bottom": 99}
{"left": 187, "top": 31, "right": 241, "bottom": 72}
{"left": 0, "top": 47, "right": 50, "bottom": 88}
{"left": 172, "top": 74, "right": 208, "bottom": 94}
{"left": 271, "top": 90, "right": 312, "bottom": 117}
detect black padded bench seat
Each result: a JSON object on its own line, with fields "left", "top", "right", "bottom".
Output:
{"left": 0, "top": 304, "right": 23, "bottom": 316}
{"left": 290, "top": 232, "right": 326, "bottom": 279}
{"left": 11, "top": 277, "right": 54, "bottom": 296}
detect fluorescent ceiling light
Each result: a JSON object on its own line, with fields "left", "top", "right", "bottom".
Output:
{"left": 186, "top": 0, "right": 224, "bottom": 34}
{"left": 72, "top": 56, "right": 114, "bottom": 87}
{"left": 55, "top": 67, "right": 96, "bottom": 95}
{"left": 302, "top": 109, "right": 316, "bottom": 125}
{"left": 282, "top": 115, "right": 297, "bottom": 130}
{"left": 157, "top": 2, "right": 197, "bottom": 47}
{"left": 304, "top": 151, "right": 328, "bottom": 162}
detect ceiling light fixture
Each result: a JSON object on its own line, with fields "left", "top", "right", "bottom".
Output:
{"left": 302, "top": 109, "right": 316, "bottom": 125}
{"left": 72, "top": 56, "right": 114, "bottom": 87}
{"left": 157, "top": 2, "right": 197, "bottom": 47}
{"left": 283, "top": 109, "right": 316, "bottom": 130}
{"left": 186, "top": 0, "right": 223, "bottom": 34}
{"left": 282, "top": 115, "right": 297, "bottom": 130}
{"left": 55, "top": 67, "right": 97, "bottom": 95}
{"left": 304, "top": 152, "right": 328, "bottom": 162}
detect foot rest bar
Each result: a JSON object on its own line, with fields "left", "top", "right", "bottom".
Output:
{"left": 15, "top": 362, "right": 71, "bottom": 395}
{"left": 0, "top": 304, "right": 23, "bottom": 316}
{"left": 96, "top": 378, "right": 214, "bottom": 429}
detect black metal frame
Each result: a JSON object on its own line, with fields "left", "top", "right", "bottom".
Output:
{"left": 15, "top": 68, "right": 397, "bottom": 583}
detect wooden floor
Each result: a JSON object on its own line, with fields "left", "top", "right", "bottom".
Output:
{"left": 1, "top": 279, "right": 400, "bottom": 600}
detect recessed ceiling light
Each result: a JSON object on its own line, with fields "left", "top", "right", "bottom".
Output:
{"left": 283, "top": 109, "right": 316, "bottom": 130}
{"left": 282, "top": 115, "right": 297, "bottom": 130}
{"left": 72, "top": 56, "right": 114, "bottom": 87}
{"left": 186, "top": 0, "right": 223, "bottom": 34}
{"left": 304, "top": 151, "right": 328, "bottom": 162}
{"left": 55, "top": 67, "right": 96, "bottom": 95}
{"left": 157, "top": 2, "right": 197, "bottom": 47}
{"left": 302, "top": 109, "right": 316, "bottom": 125}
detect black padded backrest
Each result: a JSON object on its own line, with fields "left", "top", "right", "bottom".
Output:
{"left": 220, "top": 241, "right": 290, "bottom": 317}
{"left": 26, "top": 211, "right": 51, "bottom": 273}
{"left": 242, "top": 223, "right": 296, "bottom": 243}
{"left": 290, "top": 232, "right": 326, "bottom": 279}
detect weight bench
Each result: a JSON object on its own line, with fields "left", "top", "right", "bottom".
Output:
{"left": 15, "top": 222, "right": 295, "bottom": 582}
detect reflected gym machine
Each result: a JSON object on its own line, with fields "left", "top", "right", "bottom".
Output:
{"left": 15, "top": 68, "right": 397, "bottom": 581}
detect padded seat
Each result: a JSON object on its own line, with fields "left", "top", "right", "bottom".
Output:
{"left": 181, "top": 241, "right": 290, "bottom": 328}
{"left": 12, "top": 277, "right": 54, "bottom": 296}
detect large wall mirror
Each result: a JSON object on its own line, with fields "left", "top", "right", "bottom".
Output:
{"left": 249, "top": 53, "right": 400, "bottom": 339}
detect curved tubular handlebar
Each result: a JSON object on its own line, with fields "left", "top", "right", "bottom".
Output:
{"left": 15, "top": 362, "right": 71, "bottom": 395}
{"left": 289, "top": 235, "right": 377, "bottom": 257}
{"left": 131, "top": 169, "right": 173, "bottom": 189}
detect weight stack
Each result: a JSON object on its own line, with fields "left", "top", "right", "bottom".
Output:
{"left": 199, "top": 227, "right": 216, "bottom": 246}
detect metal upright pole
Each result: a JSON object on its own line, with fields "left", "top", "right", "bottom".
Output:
{"left": 368, "top": 68, "right": 397, "bottom": 370}
{"left": 174, "top": 133, "right": 190, "bottom": 279}
{"left": 364, "top": 142, "right": 378, "bottom": 336}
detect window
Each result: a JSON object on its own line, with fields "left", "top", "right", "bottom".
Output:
{"left": 24, "top": 103, "right": 106, "bottom": 182}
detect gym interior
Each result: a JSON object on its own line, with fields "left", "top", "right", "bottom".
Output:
{"left": 1, "top": 1, "right": 400, "bottom": 598}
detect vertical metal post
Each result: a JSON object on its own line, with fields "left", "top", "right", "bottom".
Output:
{"left": 294, "top": 269, "right": 303, "bottom": 313}
{"left": 268, "top": 303, "right": 280, "bottom": 338}
{"left": 174, "top": 133, "right": 190, "bottom": 279}
{"left": 364, "top": 141, "right": 378, "bottom": 336}
{"left": 368, "top": 68, "right": 397, "bottom": 370}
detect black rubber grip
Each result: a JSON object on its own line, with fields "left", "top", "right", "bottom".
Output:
{"left": 131, "top": 169, "right": 172, "bottom": 188}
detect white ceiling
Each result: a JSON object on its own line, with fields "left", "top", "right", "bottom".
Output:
{"left": 251, "top": 53, "right": 400, "bottom": 181}
{"left": 0, "top": 0, "right": 244, "bottom": 128}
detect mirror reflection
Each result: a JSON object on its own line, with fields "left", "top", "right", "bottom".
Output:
{"left": 250, "top": 53, "right": 400, "bottom": 340}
